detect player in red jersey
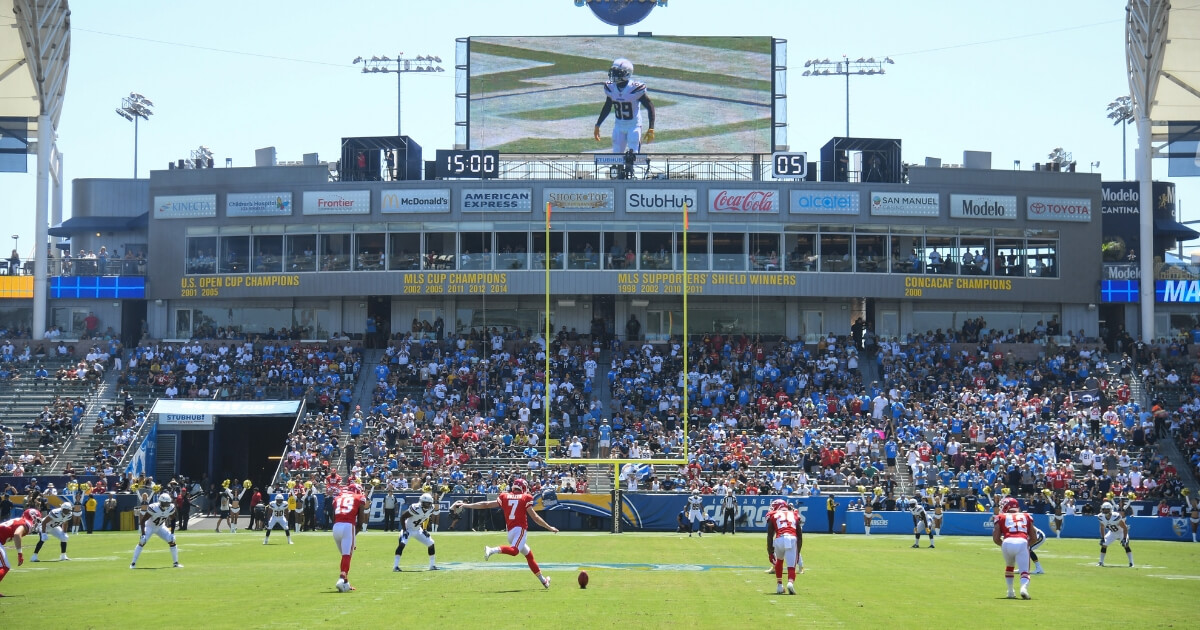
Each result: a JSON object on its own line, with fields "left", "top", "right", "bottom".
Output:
{"left": 992, "top": 497, "right": 1032, "bottom": 600}
{"left": 765, "top": 499, "right": 802, "bottom": 595}
{"left": 0, "top": 510, "right": 40, "bottom": 596}
{"left": 330, "top": 484, "right": 367, "bottom": 591}
{"left": 453, "top": 478, "right": 559, "bottom": 589}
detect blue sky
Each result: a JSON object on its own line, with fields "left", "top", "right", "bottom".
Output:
{"left": 5, "top": 0, "right": 1192, "bottom": 258}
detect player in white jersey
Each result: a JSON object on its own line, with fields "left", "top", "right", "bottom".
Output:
{"left": 393, "top": 493, "right": 439, "bottom": 571}
{"left": 593, "top": 58, "right": 656, "bottom": 154}
{"left": 686, "top": 491, "right": 704, "bottom": 537}
{"left": 909, "top": 498, "right": 935, "bottom": 548}
{"left": 263, "top": 495, "right": 293, "bottom": 545}
{"left": 31, "top": 502, "right": 72, "bottom": 561}
{"left": 1028, "top": 524, "right": 1047, "bottom": 574}
{"left": 1185, "top": 490, "right": 1199, "bottom": 543}
{"left": 131, "top": 493, "right": 182, "bottom": 569}
{"left": 1096, "top": 501, "right": 1133, "bottom": 567}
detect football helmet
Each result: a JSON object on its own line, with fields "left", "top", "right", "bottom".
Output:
{"left": 419, "top": 493, "right": 435, "bottom": 512}
{"left": 347, "top": 483, "right": 362, "bottom": 495}
{"left": 274, "top": 494, "right": 285, "bottom": 503}
{"left": 609, "top": 58, "right": 633, "bottom": 83}
{"left": 510, "top": 479, "right": 529, "bottom": 494}
{"left": 23, "top": 508, "right": 42, "bottom": 524}
{"left": 1000, "top": 497, "right": 1020, "bottom": 513}
{"left": 770, "top": 499, "right": 787, "bottom": 511}
{"left": 58, "top": 502, "right": 73, "bottom": 513}
{"left": 1100, "top": 501, "right": 1113, "bottom": 512}
{"left": 159, "top": 493, "right": 172, "bottom": 506}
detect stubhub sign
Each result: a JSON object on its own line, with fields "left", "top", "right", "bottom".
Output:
{"left": 789, "top": 190, "right": 860, "bottom": 215}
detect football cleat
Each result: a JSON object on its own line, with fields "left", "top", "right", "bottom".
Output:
{"left": 129, "top": 563, "right": 136, "bottom": 569}
{"left": 540, "top": 575, "right": 551, "bottom": 589}
{"left": 485, "top": 546, "right": 496, "bottom": 561}
{"left": 786, "top": 582, "right": 795, "bottom": 595}
{"left": 1033, "top": 567, "right": 1044, "bottom": 575}
{"left": 1020, "top": 586, "right": 1030, "bottom": 600}
{"left": 776, "top": 584, "right": 784, "bottom": 595}
{"left": 288, "top": 539, "right": 294, "bottom": 545}
{"left": 60, "top": 555, "right": 69, "bottom": 561}
{"left": 429, "top": 566, "right": 440, "bottom": 571}
{"left": 393, "top": 567, "right": 402, "bottom": 572}
{"left": 1097, "top": 562, "right": 1105, "bottom": 567}
{"left": 911, "top": 543, "right": 920, "bottom": 548}
{"left": 929, "top": 544, "right": 935, "bottom": 549}
{"left": 1129, "top": 563, "right": 1134, "bottom": 568}
{"left": 173, "top": 562, "right": 183, "bottom": 568}
{"left": 1007, "top": 591, "right": 1016, "bottom": 599}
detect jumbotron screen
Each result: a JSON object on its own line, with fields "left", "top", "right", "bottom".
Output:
{"left": 468, "top": 35, "right": 774, "bottom": 154}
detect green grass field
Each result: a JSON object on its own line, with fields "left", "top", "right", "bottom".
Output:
{"left": 4, "top": 530, "right": 1198, "bottom": 628}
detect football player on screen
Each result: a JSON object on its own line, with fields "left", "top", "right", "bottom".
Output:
{"left": 594, "top": 58, "right": 656, "bottom": 153}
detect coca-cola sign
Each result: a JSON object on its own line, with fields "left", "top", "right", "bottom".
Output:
{"left": 709, "top": 189, "right": 779, "bottom": 214}
{"left": 1027, "top": 196, "right": 1092, "bottom": 222}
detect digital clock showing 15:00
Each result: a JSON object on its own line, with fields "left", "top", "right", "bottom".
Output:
{"left": 435, "top": 149, "right": 499, "bottom": 179}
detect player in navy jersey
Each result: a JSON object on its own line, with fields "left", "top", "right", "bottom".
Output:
{"left": 593, "top": 58, "right": 656, "bottom": 153}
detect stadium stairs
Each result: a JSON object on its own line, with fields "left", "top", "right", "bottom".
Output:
{"left": 48, "top": 366, "right": 121, "bottom": 473}
{"left": 0, "top": 357, "right": 98, "bottom": 475}
{"left": 324, "top": 348, "right": 384, "bottom": 478}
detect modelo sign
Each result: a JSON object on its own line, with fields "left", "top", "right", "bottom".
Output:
{"left": 302, "top": 190, "right": 370, "bottom": 215}
{"left": 1027, "top": 196, "right": 1091, "bottom": 222}
{"left": 709, "top": 189, "right": 779, "bottom": 214}
{"left": 950, "top": 194, "right": 1017, "bottom": 219}
{"left": 381, "top": 189, "right": 451, "bottom": 213}
{"left": 626, "top": 188, "right": 697, "bottom": 213}
{"left": 789, "top": 190, "right": 859, "bottom": 215}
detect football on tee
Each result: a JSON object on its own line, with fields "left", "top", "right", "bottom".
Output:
{"left": 578, "top": 570, "right": 589, "bottom": 589}
{"left": 336, "top": 578, "right": 351, "bottom": 593}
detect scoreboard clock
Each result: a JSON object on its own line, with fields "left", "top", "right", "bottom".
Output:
{"left": 771, "top": 151, "right": 809, "bottom": 179}
{"left": 435, "top": 149, "right": 499, "bottom": 179}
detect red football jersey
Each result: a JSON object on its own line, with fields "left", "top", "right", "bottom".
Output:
{"left": 331, "top": 492, "right": 365, "bottom": 525}
{"left": 996, "top": 512, "right": 1031, "bottom": 541}
{"left": 498, "top": 491, "right": 533, "bottom": 530}
{"left": 0, "top": 516, "right": 29, "bottom": 545}
{"left": 767, "top": 508, "right": 798, "bottom": 538}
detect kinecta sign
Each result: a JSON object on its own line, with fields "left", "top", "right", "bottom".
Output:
{"left": 461, "top": 188, "right": 532, "bottom": 211}
{"left": 302, "top": 190, "right": 370, "bottom": 215}
{"left": 155, "top": 195, "right": 217, "bottom": 219}
{"left": 789, "top": 190, "right": 859, "bottom": 215}
{"left": 626, "top": 188, "right": 697, "bottom": 212}
{"left": 870, "top": 192, "right": 939, "bottom": 216}
{"left": 381, "top": 189, "right": 450, "bottom": 213}
{"left": 1027, "top": 196, "right": 1091, "bottom": 222}
{"left": 949, "top": 194, "right": 1017, "bottom": 219}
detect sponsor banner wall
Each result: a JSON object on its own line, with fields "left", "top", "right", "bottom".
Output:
{"left": 461, "top": 188, "right": 533, "bottom": 212}
{"left": 1157, "top": 279, "right": 1200, "bottom": 303}
{"left": 625, "top": 188, "right": 698, "bottom": 213}
{"left": 844, "top": 511, "right": 1194, "bottom": 541}
{"left": 154, "top": 194, "right": 217, "bottom": 219}
{"left": 789, "top": 190, "right": 860, "bottom": 215}
{"left": 870, "top": 191, "right": 940, "bottom": 217}
{"left": 949, "top": 194, "right": 1018, "bottom": 219}
{"left": 543, "top": 187, "right": 616, "bottom": 212}
{"left": 1026, "top": 196, "right": 1092, "bottom": 222}
{"left": 1103, "top": 263, "right": 1140, "bottom": 281}
{"left": 301, "top": 190, "right": 370, "bottom": 215}
{"left": 708, "top": 188, "right": 779, "bottom": 214}
{"left": 380, "top": 188, "right": 451, "bottom": 213}
{"left": 225, "top": 192, "right": 293, "bottom": 217}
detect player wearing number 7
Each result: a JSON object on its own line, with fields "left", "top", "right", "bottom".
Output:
{"left": 593, "top": 58, "right": 656, "bottom": 153}
{"left": 453, "top": 478, "right": 558, "bottom": 589}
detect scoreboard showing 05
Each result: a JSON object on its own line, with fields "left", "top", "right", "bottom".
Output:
{"left": 435, "top": 149, "right": 499, "bottom": 179}
{"left": 772, "top": 151, "right": 808, "bottom": 179}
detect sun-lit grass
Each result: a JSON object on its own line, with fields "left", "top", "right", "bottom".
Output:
{"left": 3, "top": 529, "right": 1198, "bottom": 628}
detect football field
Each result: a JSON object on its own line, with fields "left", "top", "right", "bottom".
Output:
{"left": 4, "top": 530, "right": 1198, "bottom": 628}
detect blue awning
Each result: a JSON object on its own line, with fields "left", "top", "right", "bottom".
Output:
{"left": 1154, "top": 218, "right": 1200, "bottom": 241}
{"left": 48, "top": 212, "right": 148, "bottom": 237}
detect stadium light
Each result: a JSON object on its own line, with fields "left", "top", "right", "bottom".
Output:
{"left": 804, "top": 55, "right": 892, "bottom": 136}
{"left": 116, "top": 92, "right": 154, "bottom": 179}
{"left": 353, "top": 53, "right": 444, "bottom": 136}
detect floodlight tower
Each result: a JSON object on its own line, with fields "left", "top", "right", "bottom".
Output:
{"left": 802, "top": 56, "right": 893, "bottom": 136}
{"left": 115, "top": 92, "right": 154, "bottom": 179}
{"left": 353, "top": 54, "right": 445, "bottom": 136}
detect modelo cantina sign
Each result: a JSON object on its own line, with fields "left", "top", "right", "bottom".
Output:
{"left": 950, "top": 194, "right": 1017, "bottom": 219}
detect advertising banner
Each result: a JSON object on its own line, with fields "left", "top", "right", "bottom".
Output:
{"left": 709, "top": 189, "right": 779, "bottom": 214}
{"left": 843, "top": 511, "right": 1194, "bottom": 542}
{"left": 468, "top": 35, "right": 773, "bottom": 154}
{"left": 157, "top": 413, "right": 214, "bottom": 429}
{"left": 124, "top": 423, "right": 157, "bottom": 477}
{"left": 870, "top": 192, "right": 939, "bottom": 217}
{"left": 301, "top": 190, "right": 370, "bottom": 215}
{"left": 381, "top": 189, "right": 451, "bottom": 213}
{"left": 154, "top": 194, "right": 217, "bottom": 219}
{"left": 543, "top": 187, "right": 616, "bottom": 212}
{"left": 1027, "top": 196, "right": 1092, "bottom": 222}
{"left": 949, "top": 194, "right": 1017, "bottom": 219}
{"left": 789, "top": 190, "right": 860, "bottom": 215}
{"left": 1157, "top": 279, "right": 1200, "bottom": 303}
{"left": 625, "top": 188, "right": 698, "bottom": 213}
{"left": 226, "top": 192, "right": 293, "bottom": 217}
{"left": 461, "top": 188, "right": 533, "bottom": 212}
